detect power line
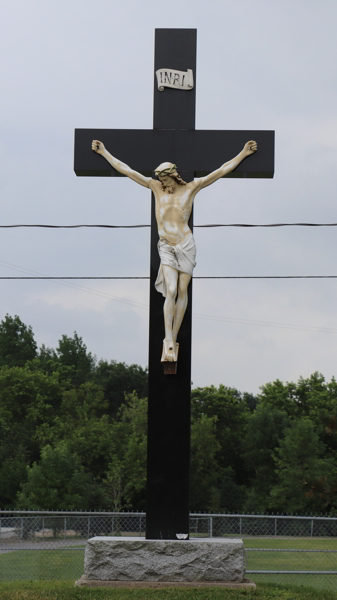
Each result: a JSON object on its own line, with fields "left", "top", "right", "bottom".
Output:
{"left": 1, "top": 276, "right": 337, "bottom": 280}
{"left": 2, "top": 222, "right": 337, "bottom": 229}
{"left": 195, "top": 276, "right": 337, "bottom": 279}
{"left": 0, "top": 260, "right": 149, "bottom": 309}
{"left": 193, "top": 312, "right": 337, "bottom": 334}
{"left": 196, "top": 223, "right": 337, "bottom": 228}
{"left": 0, "top": 276, "right": 149, "bottom": 280}
{"left": 0, "top": 224, "right": 150, "bottom": 229}
{"left": 1, "top": 260, "right": 336, "bottom": 334}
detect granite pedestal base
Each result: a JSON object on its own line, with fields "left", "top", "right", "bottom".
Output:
{"left": 75, "top": 577, "right": 256, "bottom": 589}
{"left": 75, "top": 537, "right": 251, "bottom": 588}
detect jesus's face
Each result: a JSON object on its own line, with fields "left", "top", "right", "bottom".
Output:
{"left": 158, "top": 174, "right": 175, "bottom": 185}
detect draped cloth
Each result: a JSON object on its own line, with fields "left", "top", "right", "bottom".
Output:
{"left": 155, "top": 233, "right": 197, "bottom": 298}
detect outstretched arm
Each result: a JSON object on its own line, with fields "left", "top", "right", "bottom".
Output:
{"left": 92, "top": 140, "right": 152, "bottom": 188}
{"left": 192, "top": 141, "right": 257, "bottom": 192}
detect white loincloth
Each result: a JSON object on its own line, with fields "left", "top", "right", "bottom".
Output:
{"left": 155, "top": 233, "right": 197, "bottom": 297}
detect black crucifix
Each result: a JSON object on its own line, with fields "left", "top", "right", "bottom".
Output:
{"left": 74, "top": 29, "right": 274, "bottom": 540}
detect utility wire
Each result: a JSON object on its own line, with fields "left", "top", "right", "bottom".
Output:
{"left": 0, "top": 276, "right": 149, "bottom": 280}
{"left": 0, "top": 260, "right": 149, "bottom": 309}
{"left": 2, "top": 224, "right": 336, "bottom": 277}
{"left": 1, "top": 260, "right": 336, "bottom": 334}
{"left": 193, "top": 312, "right": 337, "bottom": 334}
{"left": 196, "top": 223, "right": 337, "bottom": 228}
{"left": 195, "top": 276, "right": 337, "bottom": 279}
{"left": 0, "top": 224, "right": 150, "bottom": 229}
{"left": 1, "top": 276, "right": 337, "bottom": 280}
{"left": 2, "top": 223, "right": 337, "bottom": 229}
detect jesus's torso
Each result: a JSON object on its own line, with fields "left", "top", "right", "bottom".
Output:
{"left": 151, "top": 180, "right": 196, "bottom": 245}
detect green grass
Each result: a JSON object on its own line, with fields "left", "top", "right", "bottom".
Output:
{"left": 242, "top": 537, "right": 337, "bottom": 590}
{"left": 243, "top": 537, "right": 337, "bottom": 591}
{"left": 1, "top": 538, "right": 337, "bottom": 591}
{"left": 0, "top": 549, "right": 84, "bottom": 581}
{"left": 243, "top": 537, "right": 337, "bottom": 550}
{"left": 0, "top": 581, "right": 337, "bottom": 600}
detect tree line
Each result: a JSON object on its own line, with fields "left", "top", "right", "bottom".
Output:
{"left": 0, "top": 314, "right": 337, "bottom": 514}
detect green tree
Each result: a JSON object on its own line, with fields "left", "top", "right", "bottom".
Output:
{"left": 103, "top": 456, "right": 126, "bottom": 512}
{"left": 0, "top": 446, "right": 28, "bottom": 509}
{"left": 242, "top": 404, "right": 290, "bottom": 512}
{"left": 0, "top": 365, "right": 62, "bottom": 507}
{"left": 270, "top": 418, "right": 336, "bottom": 513}
{"left": 191, "top": 385, "right": 250, "bottom": 482}
{"left": 0, "top": 314, "right": 37, "bottom": 367}
{"left": 33, "top": 344, "right": 59, "bottom": 376}
{"left": 94, "top": 360, "right": 148, "bottom": 417}
{"left": 17, "top": 441, "right": 94, "bottom": 510}
{"left": 190, "top": 414, "right": 221, "bottom": 510}
{"left": 56, "top": 332, "right": 96, "bottom": 386}
{"left": 103, "top": 393, "right": 148, "bottom": 510}
{"left": 259, "top": 373, "right": 337, "bottom": 423}
{"left": 37, "top": 382, "right": 113, "bottom": 482}
{"left": 218, "top": 466, "right": 247, "bottom": 513}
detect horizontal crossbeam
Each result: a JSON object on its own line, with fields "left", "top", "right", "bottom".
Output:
{"left": 74, "top": 129, "right": 274, "bottom": 178}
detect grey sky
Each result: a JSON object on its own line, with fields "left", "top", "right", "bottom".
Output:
{"left": 1, "top": 0, "right": 337, "bottom": 394}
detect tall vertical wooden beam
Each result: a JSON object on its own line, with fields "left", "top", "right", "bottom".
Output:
{"left": 146, "top": 29, "right": 197, "bottom": 540}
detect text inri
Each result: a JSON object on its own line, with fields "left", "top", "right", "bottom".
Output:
{"left": 156, "top": 68, "right": 194, "bottom": 92}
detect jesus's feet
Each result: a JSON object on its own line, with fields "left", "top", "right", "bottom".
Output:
{"left": 162, "top": 338, "right": 177, "bottom": 362}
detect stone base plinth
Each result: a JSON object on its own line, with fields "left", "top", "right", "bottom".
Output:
{"left": 75, "top": 576, "right": 256, "bottom": 589}
{"left": 80, "top": 536, "right": 246, "bottom": 584}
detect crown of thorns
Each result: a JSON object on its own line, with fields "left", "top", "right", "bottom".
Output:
{"left": 155, "top": 164, "right": 178, "bottom": 177}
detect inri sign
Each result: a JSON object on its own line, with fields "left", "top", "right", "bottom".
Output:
{"left": 156, "top": 68, "right": 194, "bottom": 91}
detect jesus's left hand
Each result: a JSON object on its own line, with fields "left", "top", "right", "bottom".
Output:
{"left": 243, "top": 141, "right": 257, "bottom": 155}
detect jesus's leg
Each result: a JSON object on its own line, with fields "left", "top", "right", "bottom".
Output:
{"left": 161, "top": 265, "right": 179, "bottom": 361}
{"left": 172, "top": 272, "right": 192, "bottom": 345}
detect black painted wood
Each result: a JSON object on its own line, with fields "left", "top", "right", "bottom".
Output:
{"left": 153, "top": 29, "right": 197, "bottom": 130}
{"left": 74, "top": 129, "right": 274, "bottom": 178}
{"left": 73, "top": 28, "right": 275, "bottom": 541}
{"left": 146, "top": 181, "right": 194, "bottom": 540}
{"left": 146, "top": 29, "right": 197, "bottom": 541}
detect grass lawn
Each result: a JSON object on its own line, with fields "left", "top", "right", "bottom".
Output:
{"left": 0, "top": 549, "right": 84, "bottom": 581}
{"left": 243, "top": 537, "right": 337, "bottom": 591}
{"left": 0, "top": 581, "right": 337, "bottom": 600}
{"left": 1, "top": 537, "right": 336, "bottom": 591}
{"left": 244, "top": 536, "right": 337, "bottom": 570}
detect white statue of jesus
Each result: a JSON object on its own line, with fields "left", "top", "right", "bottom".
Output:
{"left": 92, "top": 140, "right": 257, "bottom": 362}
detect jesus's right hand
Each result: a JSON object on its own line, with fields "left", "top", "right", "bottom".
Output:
{"left": 92, "top": 140, "right": 105, "bottom": 155}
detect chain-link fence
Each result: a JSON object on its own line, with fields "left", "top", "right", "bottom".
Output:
{"left": 1, "top": 511, "right": 336, "bottom": 590}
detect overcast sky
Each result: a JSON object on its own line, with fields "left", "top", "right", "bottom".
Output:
{"left": 1, "top": 0, "right": 337, "bottom": 394}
